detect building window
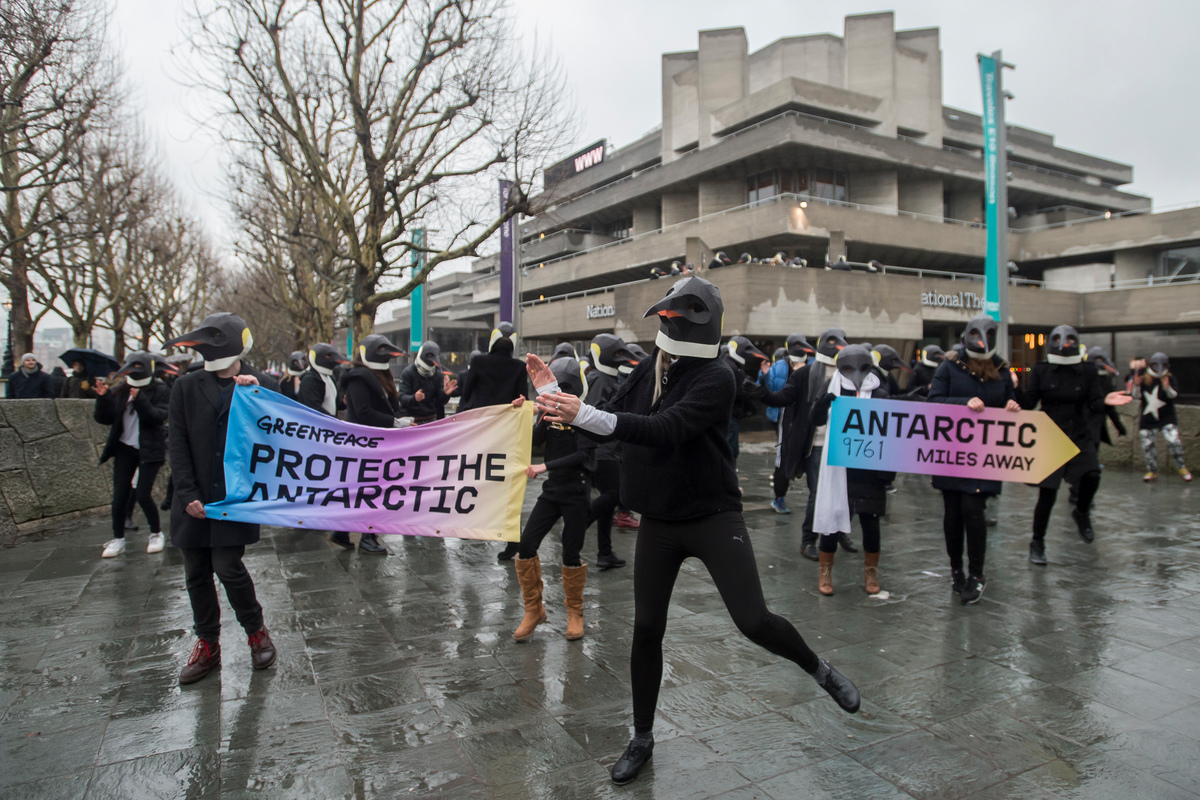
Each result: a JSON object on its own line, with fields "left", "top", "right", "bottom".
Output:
{"left": 747, "top": 170, "right": 778, "bottom": 205}
{"left": 600, "top": 216, "right": 632, "bottom": 239}
{"left": 1161, "top": 246, "right": 1200, "bottom": 282}
{"left": 811, "top": 168, "right": 847, "bottom": 202}
{"left": 748, "top": 168, "right": 844, "bottom": 205}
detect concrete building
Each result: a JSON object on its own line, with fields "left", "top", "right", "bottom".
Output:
{"left": 387, "top": 12, "right": 1200, "bottom": 393}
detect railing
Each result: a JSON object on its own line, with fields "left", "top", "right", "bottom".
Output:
{"left": 1021, "top": 200, "right": 1200, "bottom": 232}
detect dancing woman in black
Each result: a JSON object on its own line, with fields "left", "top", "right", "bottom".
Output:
{"left": 527, "top": 277, "right": 860, "bottom": 786}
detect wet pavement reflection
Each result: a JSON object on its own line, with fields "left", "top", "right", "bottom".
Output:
{"left": 2, "top": 452, "right": 1199, "bottom": 798}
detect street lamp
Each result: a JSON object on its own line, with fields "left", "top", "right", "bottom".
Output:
{"left": 1, "top": 297, "right": 13, "bottom": 377}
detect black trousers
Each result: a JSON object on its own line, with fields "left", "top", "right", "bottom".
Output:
{"left": 182, "top": 546, "right": 264, "bottom": 642}
{"left": 800, "top": 447, "right": 822, "bottom": 547}
{"left": 819, "top": 514, "right": 881, "bottom": 554}
{"left": 588, "top": 459, "right": 620, "bottom": 557}
{"left": 518, "top": 479, "right": 589, "bottom": 566}
{"left": 111, "top": 443, "right": 161, "bottom": 538}
{"left": 1034, "top": 471, "right": 1100, "bottom": 540}
{"left": 631, "top": 511, "right": 820, "bottom": 732}
{"left": 942, "top": 491, "right": 988, "bottom": 576}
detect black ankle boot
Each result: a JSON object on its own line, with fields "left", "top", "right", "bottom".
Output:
{"left": 1029, "top": 539, "right": 1047, "bottom": 565}
{"left": 611, "top": 732, "right": 654, "bottom": 785}
{"left": 813, "top": 659, "right": 861, "bottom": 713}
{"left": 596, "top": 552, "right": 626, "bottom": 570}
{"left": 497, "top": 542, "right": 519, "bottom": 562}
{"left": 951, "top": 569, "right": 965, "bottom": 595}
{"left": 329, "top": 531, "right": 354, "bottom": 550}
{"left": 1071, "top": 508, "right": 1095, "bottom": 543}
{"left": 358, "top": 533, "right": 387, "bottom": 555}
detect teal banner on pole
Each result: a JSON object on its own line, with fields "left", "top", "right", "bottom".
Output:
{"left": 410, "top": 229, "right": 424, "bottom": 352}
{"left": 979, "top": 54, "right": 1001, "bottom": 321}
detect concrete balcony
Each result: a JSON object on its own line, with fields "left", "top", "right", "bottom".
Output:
{"left": 1016, "top": 205, "right": 1200, "bottom": 262}
{"left": 519, "top": 230, "right": 616, "bottom": 264}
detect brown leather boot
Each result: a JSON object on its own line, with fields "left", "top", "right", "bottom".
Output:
{"left": 864, "top": 552, "right": 881, "bottom": 595}
{"left": 179, "top": 639, "right": 221, "bottom": 685}
{"left": 818, "top": 551, "right": 835, "bottom": 596}
{"left": 561, "top": 562, "right": 588, "bottom": 640}
{"left": 513, "top": 555, "right": 547, "bottom": 642}
{"left": 248, "top": 627, "right": 276, "bottom": 670}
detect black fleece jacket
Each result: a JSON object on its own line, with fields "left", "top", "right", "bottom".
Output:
{"left": 340, "top": 366, "right": 400, "bottom": 428}
{"left": 533, "top": 419, "right": 593, "bottom": 484}
{"left": 1017, "top": 361, "right": 1105, "bottom": 448}
{"left": 458, "top": 352, "right": 528, "bottom": 411}
{"left": 595, "top": 350, "right": 741, "bottom": 521}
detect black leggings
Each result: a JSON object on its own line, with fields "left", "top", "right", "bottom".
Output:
{"left": 518, "top": 481, "right": 588, "bottom": 566}
{"left": 111, "top": 443, "right": 161, "bottom": 538}
{"left": 631, "top": 511, "right": 820, "bottom": 733}
{"left": 942, "top": 491, "right": 988, "bottom": 576}
{"left": 819, "top": 514, "right": 880, "bottom": 554}
{"left": 1034, "top": 471, "right": 1100, "bottom": 540}
{"left": 182, "top": 546, "right": 264, "bottom": 642}
{"left": 588, "top": 459, "right": 620, "bottom": 557}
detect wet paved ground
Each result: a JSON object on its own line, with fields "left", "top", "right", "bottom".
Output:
{"left": 2, "top": 447, "right": 1200, "bottom": 799}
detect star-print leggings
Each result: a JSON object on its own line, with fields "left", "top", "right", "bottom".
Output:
{"left": 1140, "top": 424, "right": 1187, "bottom": 473}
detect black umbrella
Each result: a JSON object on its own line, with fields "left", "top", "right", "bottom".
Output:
{"left": 59, "top": 348, "right": 121, "bottom": 378}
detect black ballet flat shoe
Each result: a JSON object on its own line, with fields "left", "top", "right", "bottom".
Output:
{"left": 596, "top": 553, "right": 626, "bottom": 570}
{"left": 1029, "top": 540, "right": 1048, "bottom": 566}
{"left": 814, "top": 659, "right": 861, "bottom": 713}
{"left": 611, "top": 734, "right": 654, "bottom": 785}
{"left": 329, "top": 531, "right": 354, "bottom": 550}
{"left": 497, "top": 542, "right": 519, "bottom": 562}
{"left": 837, "top": 532, "right": 858, "bottom": 553}
{"left": 800, "top": 543, "right": 819, "bottom": 562}
{"left": 1071, "top": 509, "right": 1095, "bottom": 543}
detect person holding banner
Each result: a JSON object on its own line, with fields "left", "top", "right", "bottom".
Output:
{"left": 1017, "top": 326, "right": 1131, "bottom": 564}
{"left": 812, "top": 345, "right": 896, "bottom": 596}
{"left": 928, "top": 315, "right": 1020, "bottom": 604}
{"left": 164, "top": 313, "right": 278, "bottom": 685}
{"left": 529, "top": 277, "right": 860, "bottom": 787}
{"left": 399, "top": 341, "right": 455, "bottom": 424}
{"left": 512, "top": 356, "right": 594, "bottom": 642}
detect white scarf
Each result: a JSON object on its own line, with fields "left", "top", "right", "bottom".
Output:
{"left": 814, "top": 370, "right": 881, "bottom": 535}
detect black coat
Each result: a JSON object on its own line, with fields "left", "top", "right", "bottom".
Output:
{"left": 398, "top": 363, "right": 449, "bottom": 419}
{"left": 907, "top": 362, "right": 937, "bottom": 398}
{"left": 1017, "top": 362, "right": 1104, "bottom": 449}
{"left": 340, "top": 366, "right": 400, "bottom": 428}
{"left": 585, "top": 370, "right": 621, "bottom": 461}
{"left": 1091, "top": 371, "right": 1127, "bottom": 445}
{"left": 755, "top": 358, "right": 837, "bottom": 477}
{"left": 298, "top": 369, "right": 343, "bottom": 416}
{"left": 279, "top": 375, "right": 302, "bottom": 402}
{"left": 6, "top": 369, "right": 55, "bottom": 398}
{"left": 927, "top": 348, "right": 1015, "bottom": 496}
{"left": 594, "top": 350, "right": 741, "bottom": 521}
{"left": 1133, "top": 373, "right": 1181, "bottom": 429}
{"left": 168, "top": 364, "right": 280, "bottom": 548}
{"left": 61, "top": 373, "right": 97, "bottom": 398}
{"left": 457, "top": 352, "right": 528, "bottom": 411}
{"left": 95, "top": 380, "right": 171, "bottom": 464}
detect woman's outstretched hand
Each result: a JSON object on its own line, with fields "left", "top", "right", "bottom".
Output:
{"left": 525, "top": 353, "right": 555, "bottom": 391}
{"left": 536, "top": 391, "right": 581, "bottom": 424}
{"left": 1105, "top": 391, "right": 1133, "bottom": 406}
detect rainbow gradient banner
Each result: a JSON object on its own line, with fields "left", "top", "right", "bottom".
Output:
{"left": 826, "top": 396, "right": 1079, "bottom": 483}
{"left": 205, "top": 386, "right": 531, "bottom": 541}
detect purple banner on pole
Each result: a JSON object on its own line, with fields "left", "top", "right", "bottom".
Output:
{"left": 498, "top": 180, "right": 515, "bottom": 324}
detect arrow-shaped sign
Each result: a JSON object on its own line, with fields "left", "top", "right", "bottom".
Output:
{"left": 825, "top": 397, "right": 1079, "bottom": 484}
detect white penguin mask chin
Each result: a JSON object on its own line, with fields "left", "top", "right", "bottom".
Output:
{"left": 966, "top": 346, "right": 997, "bottom": 361}
{"left": 313, "top": 363, "right": 334, "bottom": 376}
{"left": 788, "top": 355, "right": 808, "bottom": 365}
{"left": 618, "top": 364, "right": 633, "bottom": 375}
{"left": 1147, "top": 367, "right": 1165, "bottom": 378}
{"left": 654, "top": 330, "right": 719, "bottom": 359}
{"left": 921, "top": 356, "right": 938, "bottom": 368}
{"left": 814, "top": 351, "right": 838, "bottom": 366}
{"left": 287, "top": 368, "right": 304, "bottom": 377}
{"left": 125, "top": 375, "right": 152, "bottom": 388}
{"left": 203, "top": 331, "right": 254, "bottom": 372}
{"left": 1046, "top": 353, "right": 1083, "bottom": 365}
{"left": 362, "top": 358, "right": 391, "bottom": 371}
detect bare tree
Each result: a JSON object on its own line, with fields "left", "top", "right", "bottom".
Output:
{"left": 188, "top": 0, "right": 573, "bottom": 341}
{"left": 0, "top": 0, "right": 118, "bottom": 355}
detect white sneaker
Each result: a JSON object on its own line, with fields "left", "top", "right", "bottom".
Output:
{"left": 102, "top": 539, "right": 126, "bottom": 558}
{"left": 147, "top": 533, "right": 165, "bottom": 553}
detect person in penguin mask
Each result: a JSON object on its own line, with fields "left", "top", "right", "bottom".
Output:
{"left": 280, "top": 351, "right": 308, "bottom": 400}
{"left": 753, "top": 328, "right": 858, "bottom": 559}
{"left": 510, "top": 356, "right": 596, "bottom": 643}
{"left": 94, "top": 351, "right": 173, "bottom": 559}
{"left": 810, "top": 345, "right": 897, "bottom": 595}
{"left": 1131, "top": 351, "right": 1191, "bottom": 482}
{"left": 526, "top": 277, "right": 861, "bottom": 786}
{"left": 757, "top": 334, "right": 814, "bottom": 513}
{"left": 1017, "top": 326, "right": 1132, "bottom": 565}
{"left": 298, "top": 343, "right": 349, "bottom": 417}
{"left": 1085, "top": 346, "right": 1128, "bottom": 447}
{"left": 907, "top": 345, "right": 945, "bottom": 398}
{"left": 720, "top": 335, "right": 769, "bottom": 470}
{"left": 549, "top": 342, "right": 577, "bottom": 363}
{"left": 870, "top": 344, "right": 911, "bottom": 396}
{"left": 398, "top": 340, "right": 456, "bottom": 423}
{"left": 585, "top": 334, "right": 639, "bottom": 569}
{"left": 927, "top": 315, "right": 1020, "bottom": 604}
{"left": 164, "top": 313, "right": 279, "bottom": 685}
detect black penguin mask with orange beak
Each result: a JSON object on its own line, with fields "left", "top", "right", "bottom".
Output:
{"left": 643, "top": 277, "right": 724, "bottom": 359}
{"left": 359, "top": 335, "right": 404, "bottom": 370}
{"left": 112, "top": 351, "right": 160, "bottom": 387}
{"left": 962, "top": 315, "right": 998, "bottom": 360}
{"left": 725, "top": 335, "right": 768, "bottom": 377}
{"left": 814, "top": 328, "right": 848, "bottom": 366}
{"left": 872, "top": 344, "right": 911, "bottom": 373}
{"left": 786, "top": 334, "right": 814, "bottom": 364}
{"left": 165, "top": 313, "right": 253, "bottom": 372}
{"left": 308, "top": 343, "right": 348, "bottom": 376}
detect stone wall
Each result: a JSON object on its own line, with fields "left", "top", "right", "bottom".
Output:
{"left": 0, "top": 399, "right": 115, "bottom": 545}
{"left": 1098, "top": 402, "right": 1200, "bottom": 473}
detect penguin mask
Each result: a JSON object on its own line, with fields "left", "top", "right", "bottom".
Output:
{"left": 872, "top": 344, "right": 911, "bottom": 373}
{"left": 962, "top": 316, "right": 998, "bottom": 360}
{"left": 1087, "top": 346, "right": 1118, "bottom": 375}
{"left": 112, "top": 351, "right": 159, "bottom": 388}
{"left": 549, "top": 356, "right": 588, "bottom": 399}
{"left": 358, "top": 334, "right": 404, "bottom": 371}
{"left": 489, "top": 322, "right": 517, "bottom": 355}
{"left": 308, "top": 343, "right": 348, "bottom": 376}
{"left": 287, "top": 351, "right": 309, "bottom": 376}
{"left": 726, "top": 335, "right": 768, "bottom": 377}
{"left": 621, "top": 343, "right": 648, "bottom": 375}
{"left": 1147, "top": 352, "right": 1170, "bottom": 378}
{"left": 550, "top": 342, "right": 577, "bottom": 364}
{"left": 590, "top": 334, "right": 638, "bottom": 377}
{"left": 920, "top": 345, "right": 946, "bottom": 368}
{"left": 786, "top": 333, "right": 815, "bottom": 364}
{"left": 814, "top": 328, "right": 849, "bottom": 366}
{"left": 165, "top": 313, "right": 253, "bottom": 372}
{"left": 773, "top": 347, "right": 787, "bottom": 363}
{"left": 1046, "top": 325, "right": 1082, "bottom": 365}
{"left": 643, "top": 277, "right": 724, "bottom": 359}
{"left": 837, "top": 344, "right": 877, "bottom": 392}
{"left": 415, "top": 341, "right": 440, "bottom": 377}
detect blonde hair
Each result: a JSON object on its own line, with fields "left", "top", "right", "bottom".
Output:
{"left": 652, "top": 350, "right": 674, "bottom": 406}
